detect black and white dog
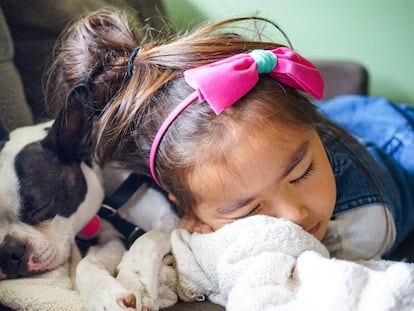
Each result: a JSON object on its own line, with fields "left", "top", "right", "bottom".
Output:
{"left": 0, "top": 86, "right": 178, "bottom": 310}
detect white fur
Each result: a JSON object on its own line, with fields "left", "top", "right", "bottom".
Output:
{"left": 71, "top": 162, "right": 105, "bottom": 234}
{"left": 76, "top": 221, "right": 134, "bottom": 311}
{"left": 118, "top": 185, "right": 178, "bottom": 232}
{"left": 0, "top": 122, "right": 52, "bottom": 220}
{"left": 115, "top": 230, "right": 178, "bottom": 310}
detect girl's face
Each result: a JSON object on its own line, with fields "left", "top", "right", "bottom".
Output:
{"left": 188, "top": 122, "right": 336, "bottom": 241}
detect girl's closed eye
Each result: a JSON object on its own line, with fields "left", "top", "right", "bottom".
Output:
{"left": 236, "top": 205, "right": 261, "bottom": 219}
{"left": 290, "top": 162, "right": 316, "bottom": 185}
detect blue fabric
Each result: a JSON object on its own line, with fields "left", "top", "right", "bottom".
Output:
{"left": 317, "top": 95, "right": 414, "bottom": 255}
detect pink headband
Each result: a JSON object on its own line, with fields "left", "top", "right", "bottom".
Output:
{"left": 149, "top": 47, "right": 324, "bottom": 188}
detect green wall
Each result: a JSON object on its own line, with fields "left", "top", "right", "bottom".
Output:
{"left": 162, "top": 0, "right": 414, "bottom": 104}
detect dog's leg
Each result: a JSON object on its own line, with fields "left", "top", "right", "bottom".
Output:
{"left": 116, "top": 230, "right": 178, "bottom": 311}
{"left": 76, "top": 220, "right": 137, "bottom": 311}
{"left": 69, "top": 242, "right": 83, "bottom": 287}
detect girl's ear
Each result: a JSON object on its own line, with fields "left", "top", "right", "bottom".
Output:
{"left": 168, "top": 193, "right": 177, "bottom": 203}
{"left": 179, "top": 213, "right": 214, "bottom": 234}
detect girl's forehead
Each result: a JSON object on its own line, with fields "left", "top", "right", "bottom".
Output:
{"left": 189, "top": 124, "right": 315, "bottom": 201}
{"left": 199, "top": 119, "right": 311, "bottom": 162}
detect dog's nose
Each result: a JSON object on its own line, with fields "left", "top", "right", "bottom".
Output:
{"left": 0, "top": 235, "right": 27, "bottom": 278}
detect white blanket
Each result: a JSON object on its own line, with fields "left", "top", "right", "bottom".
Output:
{"left": 171, "top": 215, "right": 414, "bottom": 311}
{"left": 0, "top": 245, "right": 85, "bottom": 311}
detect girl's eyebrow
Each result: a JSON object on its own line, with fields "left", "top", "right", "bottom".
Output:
{"left": 215, "top": 140, "right": 310, "bottom": 215}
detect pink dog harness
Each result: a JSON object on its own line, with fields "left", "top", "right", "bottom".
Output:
{"left": 149, "top": 47, "right": 324, "bottom": 188}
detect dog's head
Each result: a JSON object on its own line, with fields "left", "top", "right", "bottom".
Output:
{"left": 0, "top": 86, "right": 104, "bottom": 280}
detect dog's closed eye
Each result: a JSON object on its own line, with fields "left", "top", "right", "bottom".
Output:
{"left": 24, "top": 198, "right": 56, "bottom": 225}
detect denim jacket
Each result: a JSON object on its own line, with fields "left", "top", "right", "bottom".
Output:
{"left": 317, "top": 95, "right": 414, "bottom": 255}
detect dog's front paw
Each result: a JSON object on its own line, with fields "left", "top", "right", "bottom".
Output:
{"left": 116, "top": 268, "right": 152, "bottom": 310}
{"left": 116, "top": 230, "right": 178, "bottom": 310}
{"left": 77, "top": 267, "right": 137, "bottom": 311}
{"left": 86, "top": 281, "right": 136, "bottom": 311}
{"left": 76, "top": 237, "right": 137, "bottom": 311}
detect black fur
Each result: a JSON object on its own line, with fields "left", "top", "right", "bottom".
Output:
{"left": 16, "top": 85, "right": 94, "bottom": 225}
{"left": 42, "top": 85, "right": 94, "bottom": 165}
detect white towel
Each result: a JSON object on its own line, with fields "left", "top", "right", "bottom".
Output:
{"left": 0, "top": 254, "right": 85, "bottom": 311}
{"left": 171, "top": 215, "right": 414, "bottom": 311}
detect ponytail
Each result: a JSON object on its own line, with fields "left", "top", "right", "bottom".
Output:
{"left": 44, "top": 7, "right": 145, "bottom": 114}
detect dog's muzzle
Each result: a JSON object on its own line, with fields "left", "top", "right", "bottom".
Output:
{"left": 0, "top": 235, "right": 29, "bottom": 279}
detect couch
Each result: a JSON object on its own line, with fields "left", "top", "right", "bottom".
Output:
{"left": 0, "top": 1, "right": 412, "bottom": 310}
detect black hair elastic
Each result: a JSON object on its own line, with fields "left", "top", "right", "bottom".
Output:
{"left": 127, "top": 46, "right": 141, "bottom": 78}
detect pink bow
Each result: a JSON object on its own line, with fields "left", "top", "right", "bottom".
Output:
{"left": 184, "top": 47, "right": 324, "bottom": 115}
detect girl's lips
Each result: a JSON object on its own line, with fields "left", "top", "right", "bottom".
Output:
{"left": 307, "top": 222, "right": 321, "bottom": 235}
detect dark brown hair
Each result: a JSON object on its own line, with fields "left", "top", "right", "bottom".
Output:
{"left": 44, "top": 8, "right": 383, "bottom": 217}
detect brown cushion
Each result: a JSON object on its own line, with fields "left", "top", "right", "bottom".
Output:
{"left": 313, "top": 60, "right": 369, "bottom": 99}
{"left": 163, "top": 301, "right": 225, "bottom": 311}
{"left": 0, "top": 5, "right": 33, "bottom": 130}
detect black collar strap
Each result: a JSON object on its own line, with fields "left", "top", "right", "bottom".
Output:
{"left": 98, "top": 173, "right": 153, "bottom": 247}
{"left": 98, "top": 204, "right": 145, "bottom": 248}
{"left": 103, "top": 173, "right": 153, "bottom": 209}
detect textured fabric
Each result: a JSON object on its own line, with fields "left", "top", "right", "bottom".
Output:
{"left": 171, "top": 215, "right": 414, "bottom": 311}
{"left": 0, "top": 62, "right": 34, "bottom": 130}
{"left": 313, "top": 60, "right": 368, "bottom": 99}
{"left": 171, "top": 215, "right": 330, "bottom": 305}
{"left": 0, "top": 246, "right": 86, "bottom": 311}
{"left": 0, "top": 5, "right": 33, "bottom": 130}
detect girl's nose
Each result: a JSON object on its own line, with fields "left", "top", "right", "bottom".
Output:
{"left": 271, "top": 198, "right": 310, "bottom": 226}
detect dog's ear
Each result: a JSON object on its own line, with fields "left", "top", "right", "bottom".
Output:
{"left": 0, "top": 117, "right": 10, "bottom": 151}
{"left": 42, "top": 85, "right": 94, "bottom": 163}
